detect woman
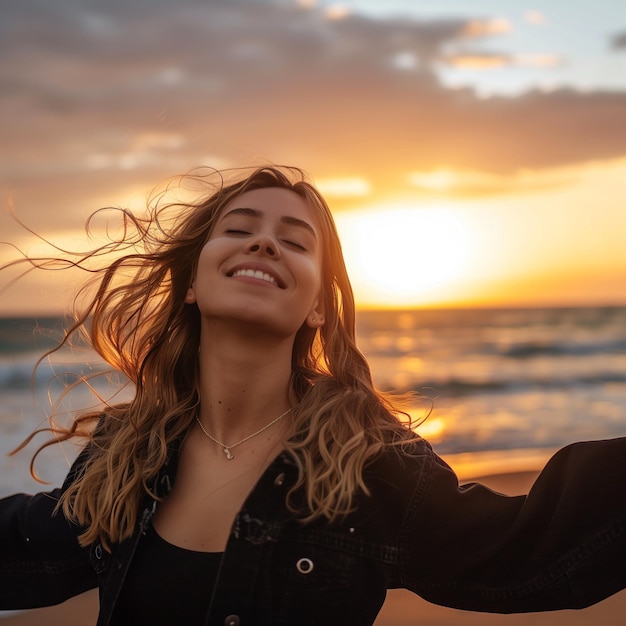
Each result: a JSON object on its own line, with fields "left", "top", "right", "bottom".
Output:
{"left": 1, "top": 166, "right": 625, "bottom": 625}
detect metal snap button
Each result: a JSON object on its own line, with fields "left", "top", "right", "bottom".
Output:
{"left": 224, "top": 615, "right": 240, "bottom": 626}
{"left": 296, "top": 557, "right": 314, "bottom": 574}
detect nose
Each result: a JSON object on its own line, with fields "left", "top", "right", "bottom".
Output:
{"left": 245, "top": 232, "right": 280, "bottom": 258}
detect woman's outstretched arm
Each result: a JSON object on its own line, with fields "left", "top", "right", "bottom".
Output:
{"left": 398, "top": 437, "right": 626, "bottom": 612}
{"left": 0, "top": 458, "right": 97, "bottom": 610}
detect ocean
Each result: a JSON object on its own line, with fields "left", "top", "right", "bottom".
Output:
{"left": 1, "top": 306, "right": 625, "bottom": 496}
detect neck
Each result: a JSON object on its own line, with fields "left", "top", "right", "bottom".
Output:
{"left": 196, "top": 319, "right": 296, "bottom": 443}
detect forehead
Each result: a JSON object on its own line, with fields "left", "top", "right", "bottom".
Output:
{"left": 221, "top": 187, "right": 320, "bottom": 230}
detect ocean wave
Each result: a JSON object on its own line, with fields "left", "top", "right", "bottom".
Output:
{"left": 0, "top": 354, "right": 119, "bottom": 392}
{"left": 361, "top": 336, "right": 626, "bottom": 360}
{"left": 0, "top": 316, "right": 69, "bottom": 355}
{"left": 388, "top": 374, "right": 626, "bottom": 397}
{"left": 499, "top": 338, "right": 626, "bottom": 358}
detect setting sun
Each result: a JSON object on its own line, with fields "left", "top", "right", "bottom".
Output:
{"left": 334, "top": 205, "right": 471, "bottom": 307}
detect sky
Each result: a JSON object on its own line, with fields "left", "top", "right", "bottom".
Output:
{"left": 1, "top": 0, "right": 625, "bottom": 314}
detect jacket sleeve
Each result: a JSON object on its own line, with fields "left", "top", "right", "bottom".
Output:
{"left": 0, "top": 452, "right": 97, "bottom": 609}
{"left": 400, "top": 437, "right": 626, "bottom": 613}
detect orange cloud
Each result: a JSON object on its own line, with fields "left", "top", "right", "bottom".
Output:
{"left": 2, "top": 0, "right": 626, "bottom": 235}
{"left": 515, "top": 53, "right": 561, "bottom": 67}
{"left": 325, "top": 4, "right": 350, "bottom": 20}
{"left": 463, "top": 18, "right": 512, "bottom": 37}
{"left": 524, "top": 11, "right": 547, "bottom": 26}
{"left": 444, "top": 52, "right": 561, "bottom": 70}
{"left": 407, "top": 165, "right": 580, "bottom": 196}
{"left": 315, "top": 177, "right": 371, "bottom": 197}
{"left": 444, "top": 54, "right": 511, "bottom": 69}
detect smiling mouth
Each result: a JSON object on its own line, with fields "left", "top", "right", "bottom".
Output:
{"left": 230, "top": 268, "right": 282, "bottom": 287}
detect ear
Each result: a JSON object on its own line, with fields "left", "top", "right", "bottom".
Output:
{"left": 305, "top": 298, "right": 325, "bottom": 329}
{"left": 184, "top": 285, "right": 196, "bottom": 304}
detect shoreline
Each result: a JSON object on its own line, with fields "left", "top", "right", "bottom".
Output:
{"left": 441, "top": 447, "right": 556, "bottom": 482}
{"left": 4, "top": 467, "right": 625, "bottom": 625}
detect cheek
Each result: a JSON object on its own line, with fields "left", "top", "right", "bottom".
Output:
{"left": 304, "top": 262, "right": 325, "bottom": 315}
{"left": 192, "top": 250, "right": 208, "bottom": 285}
{"left": 314, "top": 254, "right": 326, "bottom": 293}
{"left": 190, "top": 244, "right": 220, "bottom": 300}
{"left": 195, "top": 240, "right": 223, "bottom": 276}
{"left": 300, "top": 256, "right": 324, "bottom": 292}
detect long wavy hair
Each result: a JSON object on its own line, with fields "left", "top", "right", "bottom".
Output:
{"left": 11, "top": 165, "right": 416, "bottom": 549}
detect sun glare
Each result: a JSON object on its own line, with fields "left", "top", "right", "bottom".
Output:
{"left": 334, "top": 205, "right": 471, "bottom": 307}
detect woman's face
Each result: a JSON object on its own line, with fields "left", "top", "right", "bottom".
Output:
{"left": 187, "top": 187, "right": 325, "bottom": 339}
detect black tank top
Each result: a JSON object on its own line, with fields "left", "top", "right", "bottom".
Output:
{"left": 116, "top": 524, "right": 223, "bottom": 624}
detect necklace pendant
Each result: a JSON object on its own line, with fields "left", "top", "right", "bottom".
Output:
{"left": 223, "top": 447, "right": 234, "bottom": 460}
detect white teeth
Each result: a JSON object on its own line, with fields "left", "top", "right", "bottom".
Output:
{"left": 232, "top": 268, "right": 277, "bottom": 285}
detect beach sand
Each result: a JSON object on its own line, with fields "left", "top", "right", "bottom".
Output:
{"left": 2, "top": 469, "right": 624, "bottom": 625}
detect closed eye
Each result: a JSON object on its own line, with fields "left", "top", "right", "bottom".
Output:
{"left": 225, "top": 229, "right": 251, "bottom": 235}
{"left": 283, "top": 240, "right": 307, "bottom": 251}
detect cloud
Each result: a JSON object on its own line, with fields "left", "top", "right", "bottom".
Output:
{"left": 407, "top": 166, "right": 580, "bottom": 197}
{"left": 524, "top": 11, "right": 547, "bottom": 26}
{"left": 442, "top": 52, "right": 561, "bottom": 70}
{"left": 462, "top": 18, "right": 512, "bottom": 37}
{"left": 1, "top": 0, "right": 626, "bottom": 232}
{"left": 315, "top": 177, "right": 371, "bottom": 197}
{"left": 443, "top": 53, "right": 512, "bottom": 70}
{"left": 611, "top": 31, "right": 626, "bottom": 50}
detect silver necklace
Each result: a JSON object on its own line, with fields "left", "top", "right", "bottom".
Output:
{"left": 195, "top": 407, "right": 292, "bottom": 460}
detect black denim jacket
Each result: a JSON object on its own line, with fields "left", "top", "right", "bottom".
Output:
{"left": 2, "top": 436, "right": 626, "bottom": 625}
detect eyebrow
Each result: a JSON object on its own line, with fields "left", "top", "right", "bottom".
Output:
{"left": 222, "top": 207, "right": 317, "bottom": 239}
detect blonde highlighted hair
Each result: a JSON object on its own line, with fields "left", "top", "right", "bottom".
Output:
{"left": 12, "top": 166, "right": 417, "bottom": 549}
